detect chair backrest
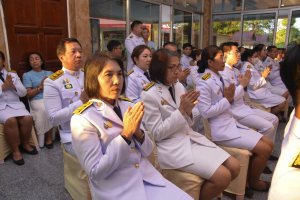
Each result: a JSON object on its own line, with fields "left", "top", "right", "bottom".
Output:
{"left": 203, "top": 119, "right": 213, "bottom": 141}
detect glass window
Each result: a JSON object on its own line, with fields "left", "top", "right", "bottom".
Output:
{"left": 186, "top": 0, "right": 201, "bottom": 11}
{"left": 275, "top": 10, "right": 289, "bottom": 48}
{"left": 174, "top": 0, "right": 184, "bottom": 6}
{"left": 242, "top": 13, "right": 276, "bottom": 48}
{"left": 213, "top": 14, "right": 241, "bottom": 46}
{"left": 281, "top": 0, "right": 300, "bottom": 7}
{"left": 288, "top": 10, "right": 300, "bottom": 50}
{"left": 213, "top": 0, "right": 242, "bottom": 13}
{"left": 131, "top": 0, "right": 160, "bottom": 50}
{"left": 193, "top": 13, "right": 201, "bottom": 48}
{"left": 244, "top": 0, "right": 278, "bottom": 10}
{"left": 161, "top": 5, "right": 171, "bottom": 47}
{"left": 89, "top": 0, "right": 126, "bottom": 53}
{"left": 173, "top": 9, "right": 192, "bottom": 51}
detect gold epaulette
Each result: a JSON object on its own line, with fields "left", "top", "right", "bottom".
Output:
{"left": 49, "top": 70, "right": 64, "bottom": 81}
{"left": 73, "top": 101, "right": 93, "bottom": 115}
{"left": 289, "top": 148, "right": 300, "bottom": 169}
{"left": 126, "top": 70, "right": 134, "bottom": 76}
{"left": 193, "top": 62, "right": 197, "bottom": 66}
{"left": 143, "top": 81, "right": 155, "bottom": 91}
{"left": 118, "top": 97, "right": 133, "bottom": 103}
{"left": 81, "top": 66, "right": 84, "bottom": 72}
{"left": 180, "top": 55, "right": 183, "bottom": 58}
{"left": 201, "top": 73, "right": 211, "bottom": 81}
{"left": 6, "top": 69, "right": 16, "bottom": 73}
{"left": 130, "top": 35, "right": 133, "bottom": 39}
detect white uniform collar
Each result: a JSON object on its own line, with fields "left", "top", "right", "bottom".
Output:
{"left": 206, "top": 68, "right": 220, "bottom": 79}
{"left": 91, "top": 98, "right": 118, "bottom": 110}
{"left": 289, "top": 114, "right": 300, "bottom": 139}
{"left": 131, "top": 32, "right": 141, "bottom": 38}
{"left": 133, "top": 65, "right": 148, "bottom": 77}
{"left": 225, "top": 63, "right": 233, "bottom": 70}
{"left": 62, "top": 66, "right": 81, "bottom": 76}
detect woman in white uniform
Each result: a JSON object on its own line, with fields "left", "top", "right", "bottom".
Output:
{"left": 126, "top": 45, "right": 152, "bottom": 104}
{"left": 71, "top": 52, "right": 192, "bottom": 200}
{"left": 141, "top": 49, "right": 240, "bottom": 200}
{"left": 196, "top": 45, "right": 273, "bottom": 192}
{"left": 0, "top": 51, "right": 38, "bottom": 165}
{"left": 240, "top": 49, "right": 286, "bottom": 116}
{"left": 189, "top": 49, "right": 202, "bottom": 85}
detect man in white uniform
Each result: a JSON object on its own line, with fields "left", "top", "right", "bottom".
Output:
{"left": 180, "top": 43, "right": 193, "bottom": 89}
{"left": 125, "top": 20, "right": 145, "bottom": 73}
{"left": 268, "top": 44, "right": 300, "bottom": 200}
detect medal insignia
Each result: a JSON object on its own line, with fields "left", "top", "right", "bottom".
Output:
{"left": 143, "top": 81, "right": 146, "bottom": 84}
{"left": 64, "top": 84, "right": 73, "bottom": 89}
{"left": 247, "top": 65, "right": 251, "bottom": 69}
{"left": 274, "top": 58, "right": 278, "bottom": 62}
{"left": 218, "top": 90, "right": 220, "bottom": 95}
{"left": 267, "top": 59, "right": 271, "bottom": 62}
{"left": 130, "top": 35, "right": 133, "bottom": 39}
{"left": 231, "top": 76, "right": 234, "bottom": 79}
{"left": 158, "top": 87, "right": 162, "bottom": 90}
{"left": 66, "top": 78, "right": 69, "bottom": 83}
{"left": 141, "top": 82, "right": 144, "bottom": 85}
{"left": 104, "top": 121, "right": 113, "bottom": 129}
{"left": 161, "top": 99, "right": 167, "bottom": 105}
{"left": 63, "top": 80, "right": 66, "bottom": 84}
{"left": 289, "top": 148, "right": 300, "bottom": 169}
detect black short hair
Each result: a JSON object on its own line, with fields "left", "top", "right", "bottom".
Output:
{"left": 183, "top": 43, "right": 192, "bottom": 50}
{"left": 131, "top": 20, "right": 142, "bottom": 31}
{"left": 57, "top": 38, "right": 82, "bottom": 58}
{"left": 241, "top": 49, "right": 256, "bottom": 62}
{"left": 84, "top": 52, "right": 126, "bottom": 99}
{"left": 149, "top": 49, "right": 179, "bottom": 85}
{"left": 131, "top": 45, "right": 151, "bottom": 65}
{"left": 267, "top": 45, "right": 277, "bottom": 53}
{"left": 107, "top": 40, "right": 121, "bottom": 52}
{"left": 220, "top": 42, "right": 238, "bottom": 53}
{"left": 238, "top": 47, "right": 245, "bottom": 52}
{"left": 27, "top": 52, "right": 46, "bottom": 70}
{"left": 143, "top": 28, "right": 149, "bottom": 32}
{"left": 254, "top": 44, "right": 265, "bottom": 53}
{"left": 163, "top": 42, "right": 177, "bottom": 49}
{"left": 0, "top": 51, "right": 5, "bottom": 67}
{"left": 190, "top": 49, "right": 202, "bottom": 61}
{"left": 197, "top": 45, "right": 222, "bottom": 73}
{"left": 280, "top": 44, "right": 300, "bottom": 107}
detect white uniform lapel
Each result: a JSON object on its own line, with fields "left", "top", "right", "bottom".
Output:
{"left": 174, "top": 82, "right": 182, "bottom": 107}
{"left": 97, "top": 100, "right": 123, "bottom": 126}
{"left": 157, "top": 83, "right": 177, "bottom": 109}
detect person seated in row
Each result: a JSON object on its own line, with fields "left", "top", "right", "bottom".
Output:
{"left": 269, "top": 44, "right": 300, "bottom": 200}
{"left": 44, "top": 38, "right": 89, "bottom": 157}
{"left": 220, "top": 42, "right": 279, "bottom": 168}
{"left": 71, "top": 52, "right": 192, "bottom": 200}
{"left": 233, "top": 46, "right": 245, "bottom": 71}
{"left": 163, "top": 42, "right": 191, "bottom": 85}
{"left": 197, "top": 45, "right": 274, "bottom": 192}
{"left": 240, "top": 49, "right": 286, "bottom": 118}
{"left": 22, "top": 52, "right": 54, "bottom": 149}
{"left": 0, "top": 51, "right": 37, "bottom": 166}
{"left": 180, "top": 43, "right": 193, "bottom": 89}
{"left": 126, "top": 45, "right": 152, "bottom": 104}
{"left": 141, "top": 49, "right": 240, "bottom": 200}
{"left": 189, "top": 49, "right": 202, "bottom": 85}
{"left": 141, "top": 28, "right": 156, "bottom": 54}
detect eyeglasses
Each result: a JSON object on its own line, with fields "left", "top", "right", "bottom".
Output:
{"left": 214, "top": 56, "right": 226, "bottom": 62}
{"left": 228, "top": 51, "right": 240, "bottom": 56}
{"left": 168, "top": 64, "right": 182, "bottom": 72}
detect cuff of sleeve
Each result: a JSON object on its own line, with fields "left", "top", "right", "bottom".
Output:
{"left": 121, "top": 135, "right": 132, "bottom": 145}
{"left": 222, "top": 97, "right": 231, "bottom": 109}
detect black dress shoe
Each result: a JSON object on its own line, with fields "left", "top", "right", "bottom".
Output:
{"left": 269, "top": 155, "right": 279, "bottom": 161}
{"left": 245, "top": 187, "right": 253, "bottom": 198}
{"left": 279, "top": 118, "right": 287, "bottom": 123}
{"left": 13, "top": 158, "right": 24, "bottom": 166}
{"left": 45, "top": 143, "right": 53, "bottom": 149}
{"left": 263, "top": 166, "right": 272, "bottom": 174}
{"left": 249, "top": 181, "right": 270, "bottom": 192}
{"left": 19, "top": 145, "right": 38, "bottom": 155}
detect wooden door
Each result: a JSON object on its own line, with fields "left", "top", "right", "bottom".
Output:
{"left": 2, "top": 0, "right": 68, "bottom": 78}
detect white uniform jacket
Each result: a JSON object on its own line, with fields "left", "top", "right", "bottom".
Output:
{"left": 190, "top": 61, "right": 201, "bottom": 85}
{"left": 126, "top": 66, "right": 151, "bottom": 104}
{"left": 219, "top": 64, "right": 255, "bottom": 120}
{"left": 71, "top": 98, "right": 166, "bottom": 200}
{"left": 44, "top": 67, "right": 84, "bottom": 143}
{"left": 180, "top": 54, "right": 193, "bottom": 87}
{"left": 263, "top": 56, "right": 287, "bottom": 89}
{"left": 0, "top": 68, "right": 27, "bottom": 110}
{"left": 269, "top": 114, "right": 300, "bottom": 200}
{"left": 141, "top": 81, "right": 216, "bottom": 169}
{"left": 125, "top": 33, "right": 145, "bottom": 72}
{"left": 196, "top": 69, "right": 249, "bottom": 142}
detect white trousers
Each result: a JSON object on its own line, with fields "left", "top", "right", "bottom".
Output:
{"left": 64, "top": 142, "right": 77, "bottom": 157}
{"left": 237, "top": 108, "right": 278, "bottom": 143}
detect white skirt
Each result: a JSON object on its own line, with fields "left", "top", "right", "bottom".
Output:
{"left": 0, "top": 106, "right": 30, "bottom": 124}
{"left": 29, "top": 99, "right": 53, "bottom": 135}
{"left": 250, "top": 93, "right": 286, "bottom": 108}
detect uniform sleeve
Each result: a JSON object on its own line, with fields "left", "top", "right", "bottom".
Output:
{"left": 220, "top": 71, "right": 245, "bottom": 101}
{"left": 44, "top": 78, "right": 83, "bottom": 126}
{"left": 248, "top": 68, "right": 267, "bottom": 90}
{"left": 267, "top": 70, "right": 280, "bottom": 82}
{"left": 22, "top": 73, "right": 32, "bottom": 88}
{"left": 12, "top": 73, "right": 27, "bottom": 97}
{"left": 132, "top": 128, "right": 154, "bottom": 157}
{"left": 126, "top": 75, "right": 140, "bottom": 104}
{"left": 196, "top": 80, "right": 231, "bottom": 119}
{"left": 141, "top": 90, "right": 187, "bottom": 142}
{"left": 71, "top": 114, "right": 133, "bottom": 186}
{"left": 125, "top": 38, "right": 135, "bottom": 54}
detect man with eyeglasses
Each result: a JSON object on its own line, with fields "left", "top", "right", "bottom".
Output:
{"left": 219, "top": 42, "right": 280, "bottom": 185}
{"left": 233, "top": 46, "right": 245, "bottom": 71}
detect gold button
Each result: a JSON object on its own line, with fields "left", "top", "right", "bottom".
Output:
{"left": 135, "top": 164, "right": 139, "bottom": 168}
{"left": 97, "top": 102, "right": 102, "bottom": 107}
{"left": 70, "top": 100, "right": 73, "bottom": 104}
{"left": 72, "top": 72, "right": 75, "bottom": 75}
{"left": 5, "top": 101, "right": 7, "bottom": 103}
{"left": 75, "top": 92, "right": 78, "bottom": 96}
{"left": 131, "top": 148, "right": 135, "bottom": 153}
{"left": 230, "top": 116, "right": 232, "bottom": 118}
{"left": 77, "top": 76, "right": 79, "bottom": 79}
{"left": 186, "top": 132, "right": 190, "bottom": 135}
{"left": 81, "top": 87, "right": 83, "bottom": 89}
{"left": 5, "top": 94, "right": 7, "bottom": 96}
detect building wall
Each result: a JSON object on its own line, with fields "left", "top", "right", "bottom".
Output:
{"left": 202, "top": 0, "right": 211, "bottom": 48}
{"left": 0, "top": 10, "right": 9, "bottom": 69}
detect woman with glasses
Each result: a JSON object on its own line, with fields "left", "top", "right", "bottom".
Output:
{"left": 126, "top": 45, "right": 152, "bottom": 104}
{"left": 141, "top": 49, "right": 240, "bottom": 200}
{"left": 240, "top": 49, "right": 286, "bottom": 117}
{"left": 71, "top": 52, "right": 191, "bottom": 200}
{"left": 197, "top": 45, "right": 274, "bottom": 192}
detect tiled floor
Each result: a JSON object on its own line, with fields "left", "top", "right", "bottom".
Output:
{"left": 0, "top": 121, "right": 287, "bottom": 200}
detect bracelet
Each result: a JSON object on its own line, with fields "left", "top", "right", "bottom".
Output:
{"left": 134, "top": 132, "right": 145, "bottom": 140}
{"left": 37, "top": 86, "right": 40, "bottom": 91}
